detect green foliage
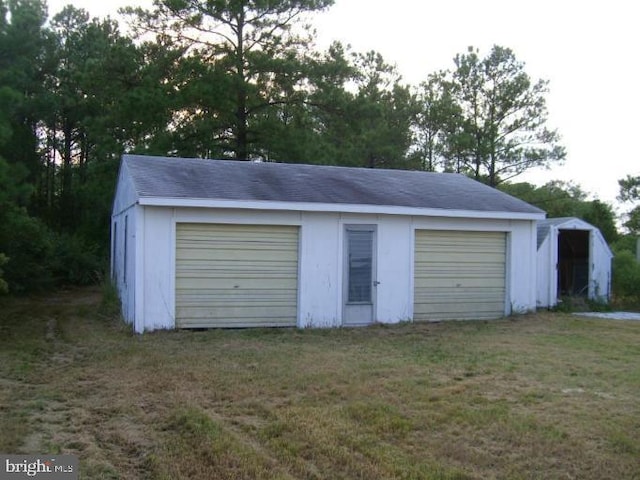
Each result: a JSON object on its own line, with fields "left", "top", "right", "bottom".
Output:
{"left": 0, "top": 207, "right": 103, "bottom": 292}
{"left": 623, "top": 206, "right": 640, "bottom": 235}
{"left": 618, "top": 175, "right": 640, "bottom": 202}
{"left": 415, "top": 45, "right": 565, "bottom": 185}
{"left": 500, "top": 181, "right": 618, "bottom": 242}
{"left": 99, "top": 279, "right": 122, "bottom": 318}
{"left": 586, "top": 298, "right": 612, "bottom": 312}
{"left": 618, "top": 175, "right": 640, "bottom": 234}
{"left": 305, "top": 45, "right": 417, "bottom": 169}
{"left": 0, "top": 253, "right": 8, "bottom": 294}
{"left": 0, "top": 157, "right": 33, "bottom": 209}
{"left": 552, "top": 296, "right": 590, "bottom": 313}
{"left": 412, "top": 71, "right": 460, "bottom": 171}
{"left": 500, "top": 180, "right": 587, "bottom": 217}
{"left": 125, "top": 0, "right": 334, "bottom": 160}
{"left": 612, "top": 250, "right": 640, "bottom": 300}
{"left": 0, "top": 208, "right": 54, "bottom": 293}
{"left": 580, "top": 199, "right": 618, "bottom": 243}
{"left": 611, "top": 235, "right": 637, "bottom": 256}
{"left": 49, "top": 233, "right": 103, "bottom": 286}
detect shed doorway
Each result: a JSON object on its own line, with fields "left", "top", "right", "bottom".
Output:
{"left": 557, "top": 229, "right": 590, "bottom": 297}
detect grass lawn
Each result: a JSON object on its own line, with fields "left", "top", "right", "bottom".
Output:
{"left": 1, "top": 288, "right": 639, "bottom": 479}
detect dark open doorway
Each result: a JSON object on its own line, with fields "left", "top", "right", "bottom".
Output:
{"left": 557, "top": 230, "right": 590, "bottom": 296}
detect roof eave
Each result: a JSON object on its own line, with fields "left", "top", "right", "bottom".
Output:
{"left": 111, "top": 161, "right": 140, "bottom": 217}
{"left": 137, "top": 196, "right": 545, "bottom": 221}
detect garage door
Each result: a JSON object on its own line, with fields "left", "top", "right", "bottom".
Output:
{"left": 414, "top": 230, "right": 506, "bottom": 321}
{"left": 176, "top": 223, "right": 299, "bottom": 328}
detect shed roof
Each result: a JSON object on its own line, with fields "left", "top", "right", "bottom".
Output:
{"left": 536, "top": 217, "right": 610, "bottom": 249}
{"left": 537, "top": 217, "right": 576, "bottom": 248}
{"left": 122, "top": 155, "right": 544, "bottom": 217}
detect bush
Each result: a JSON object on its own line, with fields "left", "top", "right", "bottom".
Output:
{"left": 611, "top": 236, "right": 637, "bottom": 256}
{"left": 49, "top": 233, "right": 103, "bottom": 286}
{"left": 0, "top": 253, "right": 7, "bottom": 294}
{"left": 612, "top": 249, "right": 640, "bottom": 302}
{"left": 0, "top": 208, "right": 54, "bottom": 293}
{"left": 0, "top": 207, "right": 104, "bottom": 293}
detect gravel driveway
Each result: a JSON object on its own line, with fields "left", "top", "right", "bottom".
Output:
{"left": 574, "top": 312, "right": 640, "bottom": 321}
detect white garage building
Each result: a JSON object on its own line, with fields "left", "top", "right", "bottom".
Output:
{"left": 111, "top": 155, "right": 544, "bottom": 333}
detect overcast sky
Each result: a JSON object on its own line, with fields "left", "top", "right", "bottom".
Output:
{"left": 46, "top": 0, "right": 639, "bottom": 209}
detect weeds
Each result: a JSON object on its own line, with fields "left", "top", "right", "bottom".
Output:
{"left": 98, "top": 279, "right": 121, "bottom": 318}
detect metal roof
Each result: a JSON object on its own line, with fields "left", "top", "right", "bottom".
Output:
{"left": 537, "top": 217, "right": 575, "bottom": 248}
{"left": 537, "top": 217, "right": 602, "bottom": 248}
{"left": 123, "top": 155, "right": 545, "bottom": 216}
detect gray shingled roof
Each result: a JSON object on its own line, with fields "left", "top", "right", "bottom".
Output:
{"left": 123, "top": 155, "right": 545, "bottom": 215}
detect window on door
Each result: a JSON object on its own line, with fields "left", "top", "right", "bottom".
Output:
{"left": 347, "top": 229, "right": 373, "bottom": 303}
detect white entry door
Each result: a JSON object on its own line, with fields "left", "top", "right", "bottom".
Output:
{"left": 343, "top": 225, "right": 377, "bottom": 326}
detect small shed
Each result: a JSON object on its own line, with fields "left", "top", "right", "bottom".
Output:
{"left": 536, "top": 217, "right": 613, "bottom": 307}
{"left": 111, "top": 155, "right": 544, "bottom": 332}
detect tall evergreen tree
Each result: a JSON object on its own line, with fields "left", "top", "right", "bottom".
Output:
{"left": 125, "top": 0, "right": 333, "bottom": 160}
{"left": 0, "top": 0, "right": 56, "bottom": 292}
{"left": 418, "top": 45, "right": 565, "bottom": 186}
{"left": 412, "top": 71, "right": 460, "bottom": 172}
{"left": 306, "top": 43, "right": 416, "bottom": 168}
{"left": 618, "top": 175, "right": 640, "bottom": 234}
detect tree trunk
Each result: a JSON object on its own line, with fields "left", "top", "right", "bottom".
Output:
{"left": 61, "top": 118, "right": 73, "bottom": 229}
{"left": 234, "top": 10, "right": 248, "bottom": 160}
{"left": 488, "top": 151, "right": 497, "bottom": 187}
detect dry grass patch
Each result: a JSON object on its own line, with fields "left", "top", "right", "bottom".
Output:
{"left": 1, "top": 288, "right": 639, "bottom": 479}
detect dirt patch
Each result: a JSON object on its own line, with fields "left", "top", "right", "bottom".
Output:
{"left": 40, "top": 286, "right": 102, "bottom": 306}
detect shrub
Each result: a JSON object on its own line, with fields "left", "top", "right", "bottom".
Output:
{"left": 612, "top": 249, "right": 640, "bottom": 302}
{"left": 49, "top": 233, "right": 103, "bottom": 286}
{"left": 0, "top": 253, "right": 7, "bottom": 294}
{"left": 0, "top": 207, "right": 104, "bottom": 293}
{"left": 0, "top": 208, "right": 54, "bottom": 292}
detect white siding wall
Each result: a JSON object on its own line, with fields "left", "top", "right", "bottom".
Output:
{"left": 111, "top": 162, "right": 141, "bottom": 327}
{"left": 298, "top": 212, "right": 341, "bottom": 327}
{"left": 536, "top": 235, "right": 555, "bottom": 308}
{"left": 140, "top": 207, "right": 175, "bottom": 332}
{"left": 111, "top": 163, "right": 138, "bottom": 217}
{"left": 510, "top": 219, "right": 539, "bottom": 313}
{"left": 591, "top": 231, "right": 612, "bottom": 301}
{"left": 135, "top": 207, "right": 538, "bottom": 331}
{"left": 111, "top": 206, "right": 137, "bottom": 325}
